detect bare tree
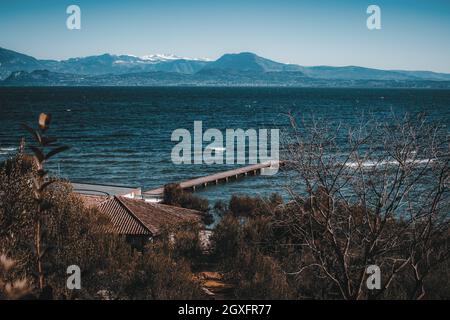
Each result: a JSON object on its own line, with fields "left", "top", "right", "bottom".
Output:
{"left": 279, "top": 113, "right": 449, "bottom": 299}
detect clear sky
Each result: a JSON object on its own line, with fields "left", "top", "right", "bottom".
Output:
{"left": 1, "top": 0, "right": 449, "bottom": 72}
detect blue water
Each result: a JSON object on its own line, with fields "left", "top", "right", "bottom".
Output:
{"left": 1, "top": 87, "right": 449, "bottom": 203}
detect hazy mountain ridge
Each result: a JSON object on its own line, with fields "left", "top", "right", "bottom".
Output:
{"left": 0, "top": 47, "right": 45, "bottom": 79}
{"left": 40, "top": 53, "right": 209, "bottom": 75}
{"left": 1, "top": 47, "right": 450, "bottom": 87}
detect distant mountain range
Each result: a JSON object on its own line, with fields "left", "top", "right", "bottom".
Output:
{"left": 1, "top": 47, "right": 450, "bottom": 87}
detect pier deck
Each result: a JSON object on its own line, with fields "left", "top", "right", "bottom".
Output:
{"left": 143, "top": 161, "right": 281, "bottom": 197}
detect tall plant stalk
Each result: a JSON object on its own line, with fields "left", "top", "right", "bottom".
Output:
{"left": 22, "top": 113, "right": 69, "bottom": 291}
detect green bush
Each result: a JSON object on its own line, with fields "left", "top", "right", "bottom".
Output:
{"left": 0, "top": 154, "right": 204, "bottom": 299}
{"left": 212, "top": 212, "right": 294, "bottom": 299}
{"left": 230, "top": 247, "right": 294, "bottom": 300}
{"left": 228, "top": 193, "right": 282, "bottom": 218}
{"left": 163, "top": 183, "right": 213, "bottom": 225}
{"left": 211, "top": 192, "right": 450, "bottom": 300}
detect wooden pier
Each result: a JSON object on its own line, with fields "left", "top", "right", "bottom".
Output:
{"left": 143, "top": 161, "right": 282, "bottom": 197}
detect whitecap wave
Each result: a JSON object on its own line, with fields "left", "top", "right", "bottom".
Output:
{"left": 344, "top": 158, "right": 434, "bottom": 168}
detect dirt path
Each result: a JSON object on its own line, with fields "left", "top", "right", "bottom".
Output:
{"left": 196, "top": 270, "right": 234, "bottom": 300}
{"left": 194, "top": 260, "right": 234, "bottom": 300}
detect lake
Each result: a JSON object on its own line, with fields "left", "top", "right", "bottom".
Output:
{"left": 1, "top": 87, "right": 449, "bottom": 203}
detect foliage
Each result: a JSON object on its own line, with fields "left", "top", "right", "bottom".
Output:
{"left": 213, "top": 113, "right": 450, "bottom": 302}
{"left": 212, "top": 213, "right": 294, "bottom": 299}
{"left": 0, "top": 253, "right": 31, "bottom": 300}
{"left": 163, "top": 183, "right": 213, "bottom": 225}
{"left": 230, "top": 248, "right": 294, "bottom": 300}
{"left": 211, "top": 215, "right": 243, "bottom": 264}
{"left": 0, "top": 153, "right": 205, "bottom": 299}
{"left": 212, "top": 190, "right": 450, "bottom": 299}
{"left": 158, "top": 221, "right": 204, "bottom": 262}
{"left": 0, "top": 114, "right": 205, "bottom": 300}
{"left": 227, "top": 193, "right": 282, "bottom": 218}
{"left": 21, "top": 113, "right": 70, "bottom": 290}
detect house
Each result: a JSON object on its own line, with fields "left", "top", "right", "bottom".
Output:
{"left": 81, "top": 194, "right": 204, "bottom": 247}
{"left": 73, "top": 182, "right": 206, "bottom": 248}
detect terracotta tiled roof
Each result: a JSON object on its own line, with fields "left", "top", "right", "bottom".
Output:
{"left": 97, "top": 196, "right": 203, "bottom": 236}
{"left": 79, "top": 194, "right": 109, "bottom": 208}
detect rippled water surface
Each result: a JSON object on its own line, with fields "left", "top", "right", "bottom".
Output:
{"left": 1, "top": 87, "right": 449, "bottom": 202}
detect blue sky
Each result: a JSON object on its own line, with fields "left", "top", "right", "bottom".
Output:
{"left": 0, "top": 0, "right": 449, "bottom": 72}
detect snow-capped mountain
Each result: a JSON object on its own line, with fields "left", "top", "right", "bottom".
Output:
{"left": 2, "top": 47, "right": 450, "bottom": 85}
{"left": 141, "top": 54, "right": 181, "bottom": 62}
{"left": 0, "top": 50, "right": 211, "bottom": 76}
{"left": 140, "top": 53, "right": 210, "bottom": 62}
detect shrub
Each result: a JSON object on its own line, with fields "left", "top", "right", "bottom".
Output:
{"left": 211, "top": 215, "right": 243, "bottom": 264}
{"left": 91, "top": 240, "right": 203, "bottom": 300}
{"left": 0, "top": 253, "right": 31, "bottom": 300}
{"left": 212, "top": 189, "right": 450, "bottom": 300}
{"left": 228, "top": 193, "right": 282, "bottom": 218}
{"left": 230, "top": 247, "right": 294, "bottom": 300}
{"left": 163, "top": 183, "right": 213, "bottom": 225}
{"left": 158, "top": 221, "right": 204, "bottom": 262}
{"left": 0, "top": 152, "right": 204, "bottom": 299}
{"left": 212, "top": 212, "right": 294, "bottom": 299}
{"left": 125, "top": 246, "right": 203, "bottom": 299}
